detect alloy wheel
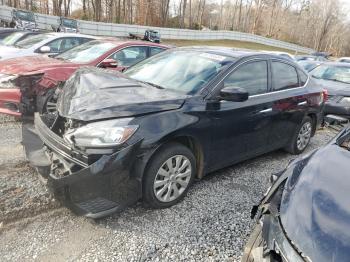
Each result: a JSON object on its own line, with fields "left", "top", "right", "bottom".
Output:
{"left": 297, "top": 122, "right": 312, "bottom": 151}
{"left": 153, "top": 155, "right": 192, "bottom": 202}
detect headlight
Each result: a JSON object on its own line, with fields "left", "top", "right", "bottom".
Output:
{"left": 64, "top": 118, "right": 138, "bottom": 148}
{"left": 0, "top": 74, "right": 17, "bottom": 88}
{"left": 340, "top": 97, "right": 350, "bottom": 106}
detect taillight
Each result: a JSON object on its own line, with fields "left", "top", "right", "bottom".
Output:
{"left": 322, "top": 89, "right": 328, "bottom": 102}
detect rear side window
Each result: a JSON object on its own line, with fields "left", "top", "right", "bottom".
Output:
{"left": 272, "top": 61, "right": 299, "bottom": 90}
{"left": 150, "top": 47, "right": 165, "bottom": 56}
{"left": 298, "top": 69, "right": 308, "bottom": 86}
{"left": 224, "top": 61, "right": 268, "bottom": 96}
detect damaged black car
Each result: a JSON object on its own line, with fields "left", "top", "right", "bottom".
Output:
{"left": 242, "top": 125, "right": 350, "bottom": 262}
{"left": 25, "top": 47, "right": 325, "bottom": 218}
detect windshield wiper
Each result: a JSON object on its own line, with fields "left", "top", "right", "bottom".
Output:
{"left": 141, "top": 81, "right": 164, "bottom": 89}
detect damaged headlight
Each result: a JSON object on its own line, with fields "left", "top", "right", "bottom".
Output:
{"left": 0, "top": 74, "right": 18, "bottom": 88}
{"left": 64, "top": 118, "right": 138, "bottom": 148}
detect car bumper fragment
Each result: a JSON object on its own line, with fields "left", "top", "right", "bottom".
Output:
{"left": 242, "top": 215, "right": 305, "bottom": 262}
{"left": 0, "top": 88, "right": 21, "bottom": 117}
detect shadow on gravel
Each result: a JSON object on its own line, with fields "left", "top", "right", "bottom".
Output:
{"left": 0, "top": 162, "right": 61, "bottom": 225}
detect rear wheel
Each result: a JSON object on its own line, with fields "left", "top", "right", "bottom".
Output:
{"left": 285, "top": 116, "right": 313, "bottom": 154}
{"left": 143, "top": 143, "right": 196, "bottom": 208}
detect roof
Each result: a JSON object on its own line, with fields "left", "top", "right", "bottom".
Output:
{"left": 44, "top": 32, "right": 99, "bottom": 39}
{"left": 90, "top": 37, "right": 170, "bottom": 48}
{"left": 321, "top": 62, "right": 350, "bottom": 67}
{"left": 174, "top": 46, "right": 292, "bottom": 61}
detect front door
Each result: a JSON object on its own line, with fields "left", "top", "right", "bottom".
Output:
{"left": 207, "top": 60, "right": 276, "bottom": 170}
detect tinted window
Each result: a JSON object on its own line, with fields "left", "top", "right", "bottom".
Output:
{"left": 298, "top": 69, "right": 308, "bottom": 86}
{"left": 272, "top": 62, "right": 299, "bottom": 90}
{"left": 224, "top": 61, "right": 268, "bottom": 96}
{"left": 109, "top": 46, "right": 148, "bottom": 67}
{"left": 150, "top": 47, "right": 164, "bottom": 56}
{"left": 45, "top": 38, "right": 77, "bottom": 52}
{"left": 56, "top": 41, "right": 117, "bottom": 63}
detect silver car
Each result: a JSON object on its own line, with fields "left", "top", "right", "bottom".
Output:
{"left": 0, "top": 32, "right": 97, "bottom": 60}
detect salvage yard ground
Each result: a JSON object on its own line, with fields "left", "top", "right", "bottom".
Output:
{"left": 0, "top": 115, "right": 336, "bottom": 261}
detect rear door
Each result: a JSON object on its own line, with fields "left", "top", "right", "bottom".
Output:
{"left": 267, "top": 60, "right": 309, "bottom": 148}
{"left": 207, "top": 59, "right": 276, "bottom": 170}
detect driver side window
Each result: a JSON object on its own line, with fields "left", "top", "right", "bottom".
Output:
{"left": 108, "top": 46, "right": 148, "bottom": 67}
{"left": 224, "top": 61, "right": 268, "bottom": 96}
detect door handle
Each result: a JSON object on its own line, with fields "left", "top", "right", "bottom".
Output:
{"left": 259, "top": 108, "right": 273, "bottom": 113}
{"left": 298, "top": 101, "right": 307, "bottom": 106}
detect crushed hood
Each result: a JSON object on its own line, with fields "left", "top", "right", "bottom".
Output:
{"left": 280, "top": 143, "right": 350, "bottom": 262}
{"left": 57, "top": 67, "right": 187, "bottom": 121}
{"left": 0, "top": 55, "right": 76, "bottom": 75}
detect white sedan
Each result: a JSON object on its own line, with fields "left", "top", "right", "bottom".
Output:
{"left": 0, "top": 32, "right": 97, "bottom": 60}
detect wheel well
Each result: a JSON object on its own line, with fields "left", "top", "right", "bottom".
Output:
{"left": 146, "top": 136, "right": 205, "bottom": 180}
{"left": 171, "top": 136, "right": 204, "bottom": 179}
{"left": 307, "top": 113, "right": 317, "bottom": 136}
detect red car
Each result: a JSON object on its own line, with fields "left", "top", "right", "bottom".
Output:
{"left": 0, "top": 39, "right": 170, "bottom": 117}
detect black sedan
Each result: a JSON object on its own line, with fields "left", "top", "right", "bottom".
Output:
{"left": 243, "top": 125, "right": 350, "bottom": 262}
{"left": 310, "top": 62, "right": 350, "bottom": 119}
{"left": 25, "top": 47, "right": 325, "bottom": 218}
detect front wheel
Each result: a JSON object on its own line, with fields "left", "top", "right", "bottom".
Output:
{"left": 285, "top": 116, "right": 313, "bottom": 154}
{"left": 143, "top": 143, "right": 196, "bottom": 208}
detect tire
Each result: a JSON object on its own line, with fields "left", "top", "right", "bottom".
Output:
{"left": 143, "top": 142, "right": 196, "bottom": 209}
{"left": 285, "top": 116, "right": 313, "bottom": 155}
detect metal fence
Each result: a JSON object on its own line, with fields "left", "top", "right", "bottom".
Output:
{"left": 0, "top": 5, "right": 314, "bottom": 54}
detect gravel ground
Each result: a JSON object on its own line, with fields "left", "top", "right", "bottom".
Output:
{"left": 0, "top": 117, "right": 337, "bottom": 261}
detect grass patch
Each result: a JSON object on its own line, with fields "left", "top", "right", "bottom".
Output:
{"left": 163, "top": 39, "right": 304, "bottom": 55}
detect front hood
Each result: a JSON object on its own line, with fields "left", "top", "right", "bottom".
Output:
{"left": 0, "top": 56, "right": 74, "bottom": 75}
{"left": 280, "top": 143, "right": 350, "bottom": 262}
{"left": 57, "top": 67, "right": 187, "bottom": 121}
{"left": 0, "top": 46, "right": 34, "bottom": 60}
{"left": 313, "top": 78, "right": 350, "bottom": 96}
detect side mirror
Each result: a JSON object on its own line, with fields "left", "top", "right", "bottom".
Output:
{"left": 39, "top": 46, "right": 51, "bottom": 53}
{"left": 219, "top": 86, "right": 249, "bottom": 102}
{"left": 100, "top": 59, "right": 118, "bottom": 68}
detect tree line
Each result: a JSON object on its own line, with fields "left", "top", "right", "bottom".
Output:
{"left": 2, "top": 0, "right": 350, "bottom": 56}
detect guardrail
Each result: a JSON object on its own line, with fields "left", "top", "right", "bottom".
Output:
{"left": 0, "top": 5, "right": 314, "bottom": 54}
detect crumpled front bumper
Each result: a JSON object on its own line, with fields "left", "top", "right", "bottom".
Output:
{"left": 0, "top": 88, "right": 21, "bottom": 117}
{"left": 24, "top": 114, "right": 143, "bottom": 218}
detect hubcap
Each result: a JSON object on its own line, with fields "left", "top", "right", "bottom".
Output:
{"left": 297, "top": 122, "right": 312, "bottom": 151}
{"left": 153, "top": 155, "right": 192, "bottom": 202}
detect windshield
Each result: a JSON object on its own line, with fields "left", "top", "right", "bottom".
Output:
{"left": 62, "top": 18, "right": 78, "bottom": 28}
{"left": 14, "top": 10, "right": 35, "bottom": 22}
{"left": 15, "top": 34, "right": 50, "bottom": 49}
{"left": 1, "top": 32, "right": 26, "bottom": 46}
{"left": 311, "top": 64, "right": 350, "bottom": 84}
{"left": 56, "top": 41, "right": 117, "bottom": 63}
{"left": 125, "top": 50, "right": 230, "bottom": 94}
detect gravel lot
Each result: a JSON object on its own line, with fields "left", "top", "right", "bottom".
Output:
{"left": 0, "top": 116, "right": 337, "bottom": 261}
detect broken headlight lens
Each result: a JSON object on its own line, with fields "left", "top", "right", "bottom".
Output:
{"left": 64, "top": 118, "right": 138, "bottom": 148}
{"left": 0, "top": 74, "right": 18, "bottom": 88}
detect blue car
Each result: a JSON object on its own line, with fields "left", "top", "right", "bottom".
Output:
{"left": 243, "top": 125, "right": 350, "bottom": 262}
